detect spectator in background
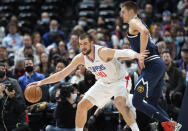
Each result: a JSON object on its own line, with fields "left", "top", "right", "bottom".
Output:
{"left": 71, "top": 25, "right": 85, "bottom": 36}
{"left": 151, "top": 23, "right": 163, "bottom": 44}
{"left": 35, "top": 43, "right": 45, "bottom": 62}
{"left": 175, "top": 28, "right": 186, "bottom": 59}
{"left": 111, "top": 17, "right": 123, "bottom": 48}
{"left": 9, "top": 15, "right": 19, "bottom": 24}
{"left": 35, "top": 12, "right": 50, "bottom": 35}
{"left": 67, "top": 33, "right": 80, "bottom": 54}
{"left": 103, "top": 29, "right": 113, "bottom": 48}
{"left": 2, "top": 22, "right": 23, "bottom": 52}
{"left": 0, "top": 63, "right": 26, "bottom": 131}
{"left": 43, "top": 19, "right": 65, "bottom": 47}
{"left": 162, "top": 10, "right": 172, "bottom": 31}
{"left": 36, "top": 52, "right": 52, "bottom": 77}
{"left": 23, "top": 45, "right": 40, "bottom": 66}
{"left": 18, "top": 58, "right": 45, "bottom": 92}
{"left": 32, "top": 32, "right": 41, "bottom": 47}
{"left": 87, "top": 29, "right": 106, "bottom": 47}
{"left": 170, "top": 14, "right": 183, "bottom": 40}
{"left": 12, "top": 58, "right": 25, "bottom": 79}
{"left": 97, "top": 16, "right": 106, "bottom": 29}
{"left": 53, "top": 59, "right": 68, "bottom": 83}
{"left": 119, "top": 24, "right": 129, "bottom": 47}
{"left": 156, "top": 41, "right": 166, "bottom": 57}
{"left": 87, "top": 29, "right": 98, "bottom": 44}
{"left": 0, "top": 61, "right": 13, "bottom": 79}
{"left": 58, "top": 40, "right": 67, "bottom": 54}
{"left": 162, "top": 30, "right": 177, "bottom": 59}
{"left": 145, "top": 3, "right": 155, "bottom": 22}
{"left": 161, "top": 50, "right": 185, "bottom": 120}
{"left": 68, "top": 48, "right": 76, "bottom": 60}
{"left": 14, "top": 34, "right": 39, "bottom": 65}
{"left": 60, "top": 51, "right": 70, "bottom": 61}
{"left": 0, "top": 45, "right": 8, "bottom": 61}
{"left": 171, "top": 13, "right": 183, "bottom": 29}
{"left": 177, "top": 0, "right": 188, "bottom": 14}
{"left": 139, "top": 4, "right": 154, "bottom": 28}
{"left": 78, "top": 17, "right": 88, "bottom": 32}
{"left": 176, "top": 43, "right": 188, "bottom": 76}
{"left": 48, "top": 47, "right": 59, "bottom": 68}
{"left": 70, "top": 65, "right": 85, "bottom": 84}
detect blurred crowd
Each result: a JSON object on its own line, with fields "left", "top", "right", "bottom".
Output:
{"left": 0, "top": 0, "right": 187, "bottom": 131}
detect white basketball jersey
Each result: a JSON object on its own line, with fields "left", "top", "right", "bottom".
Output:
{"left": 84, "top": 45, "right": 129, "bottom": 83}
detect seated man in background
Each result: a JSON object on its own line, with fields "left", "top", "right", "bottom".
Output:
{"left": 161, "top": 50, "right": 186, "bottom": 120}
{"left": 18, "top": 58, "right": 45, "bottom": 93}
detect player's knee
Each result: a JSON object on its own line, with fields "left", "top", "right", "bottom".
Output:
{"left": 77, "top": 99, "right": 92, "bottom": 111}
{"left": 114, "top": 97, "right": 125, "bottom": 108}
{"left": 77, "top": 101, "right": 87, "bottom": 110}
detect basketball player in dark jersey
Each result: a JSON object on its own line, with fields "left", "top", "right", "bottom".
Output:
{"left": 120, "top": 1, "right": 181, "bottom": 131}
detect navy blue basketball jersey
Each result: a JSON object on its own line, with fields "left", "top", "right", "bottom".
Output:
{"left": 127, "top": 19, "right": 160, "bottom": 62}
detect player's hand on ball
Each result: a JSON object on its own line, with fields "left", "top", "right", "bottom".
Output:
{"left": 27, "top": 81, "right": 42, "bottom": 88}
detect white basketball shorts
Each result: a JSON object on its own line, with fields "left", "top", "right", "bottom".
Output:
{"left": 83, "top": 75, "right": 132, "bottom": 108}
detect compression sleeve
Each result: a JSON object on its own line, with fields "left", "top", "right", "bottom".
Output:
{"left": 114, "top": 49, "right": 137, "bottom": 59}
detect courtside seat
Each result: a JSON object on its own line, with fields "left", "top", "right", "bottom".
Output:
{"left": 99, "top": 3, "right": 115, "bottom": 11}
{"left": 105, "top": 18, "right": 115, "bottom": 25}
{"left": 0, "top": 5, "right": 13, "bottom": 13}
{"left": 98, "top": 10, "right": 115, "bottom": 18}
{"left": 87, "top": 18, "right": 96, "bottom": 27}
{"left": 79, "top": 2, "right": 96, "bottom": 11}
{"left": 44, "top": 0, "right": 60, "bottom": 6}
{"left": 18, "top": 5, "right": 35, "bottom": 13}
{"left": 41, "top": 5, "right": 58, "bottom": 12}
{"left": 79, "top": 10, "right": 95, "bottom": 18}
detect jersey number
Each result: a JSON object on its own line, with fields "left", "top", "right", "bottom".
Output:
{"left": 96, "top": 71, "right": 107, "bottom": 77}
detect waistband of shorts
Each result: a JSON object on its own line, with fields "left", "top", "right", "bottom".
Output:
{"left": 144, "top": 55, "right": 160, "bottom": 62}
{"left": 101, "top": 74, "right": 130, "bottom": 84}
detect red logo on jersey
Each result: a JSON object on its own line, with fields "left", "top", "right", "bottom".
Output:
{"left": 96, "top": 71, "right": 107, "bottom": 77}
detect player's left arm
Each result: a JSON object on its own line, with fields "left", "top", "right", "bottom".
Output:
{"left": 129, "top": 19, "right": 149, "bottom": 53}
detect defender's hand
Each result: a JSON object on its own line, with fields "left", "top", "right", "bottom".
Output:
{"left": 138, "top": 50, "right": 149, "bottom": 70}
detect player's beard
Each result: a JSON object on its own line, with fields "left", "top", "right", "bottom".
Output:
{"left": 82, "top": 48, "right": 91, "bottom": 55}
{"left": 82, "top": 44, "right": 92, "bottom": 55}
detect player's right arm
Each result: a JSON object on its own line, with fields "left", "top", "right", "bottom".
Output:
{"left": 99, "top": 47, "right": 149, "bottom": 62}
{"left": 27, "top": 54, "right": 84, "bottom": 87}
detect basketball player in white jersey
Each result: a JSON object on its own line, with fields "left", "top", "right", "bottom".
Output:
{"left": 27, "top": 33, "right": 149, "bottom": 131}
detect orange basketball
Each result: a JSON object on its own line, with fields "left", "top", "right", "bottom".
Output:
{"left": 24, "top": 86, "right": 42, "bottom": 103}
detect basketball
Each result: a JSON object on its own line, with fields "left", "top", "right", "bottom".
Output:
{"left": 24, "top": 86, "right": 42, "bottom": 103}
